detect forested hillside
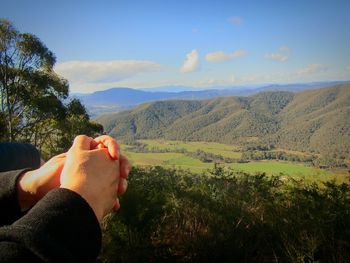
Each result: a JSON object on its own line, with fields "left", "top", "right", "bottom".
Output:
{"left": 77, "top": 81, "right": 349, "bottom": 116}
{"left": 97, "top": 84, "right": 350, "bottom": 158}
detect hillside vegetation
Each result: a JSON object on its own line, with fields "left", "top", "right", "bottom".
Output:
{"left": 78, "top": 81, "right": 348, "bottom": 116}
{"left": 97, "top": 85, "right": 350, "bottom": 159}
{"left": 100, "top": 166, "right": 350, "bottom": 262}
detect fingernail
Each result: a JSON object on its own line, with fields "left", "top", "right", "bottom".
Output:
{"left": 113, "top": 198, "right": 120, "bottom": 211}
{"left": 111, "top": 148, "right": 119, "bottom": 160}
{"left": 116, "top": 147, "right": 121, "bottom": 160}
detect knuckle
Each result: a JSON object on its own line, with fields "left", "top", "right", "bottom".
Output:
{"left": 74, "top": 134, "right": 88, "bottom": 144}
{"left": 76, "top": 134, "right": 88, "bottom": 140}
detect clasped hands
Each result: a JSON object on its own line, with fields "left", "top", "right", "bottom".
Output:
{"left": 17, "top": 135, "right": 131, "bottom": 221}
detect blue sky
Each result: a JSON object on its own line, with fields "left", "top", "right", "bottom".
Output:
{"left": 1, "top": 0, "right": 350, "bottom": 93}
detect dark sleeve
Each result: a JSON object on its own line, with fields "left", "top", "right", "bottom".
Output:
{"left": 0, "top": 169, "right": 28, "bottom": 226}
{"left": 0, "top": 188, "right": 102, "bottom": 263}
{"left": 0, "top": 143, "right": 41, "bottom": 172}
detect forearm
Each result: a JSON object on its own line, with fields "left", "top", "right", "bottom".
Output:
{"left": 0, "top": 169, "right": 28, "bottom": 226}
{"left": 0, "top": 188, "right": 101, "bottom": 262}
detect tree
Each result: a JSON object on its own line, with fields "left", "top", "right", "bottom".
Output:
{"left": 0, "top": 18, "right": 68, "bottom": 142}
{"left": 50, "top": 99, "right": 103, "bottom": 156}
{"left": 0, "top": 19, "right": 103, "bottom": 157}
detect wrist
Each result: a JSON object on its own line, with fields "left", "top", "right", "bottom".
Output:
{"left": 17, "top": 170, "right": 38, "bottom": 210}
{"left": 60, "top": 184, "right": 104, "bottom": 221}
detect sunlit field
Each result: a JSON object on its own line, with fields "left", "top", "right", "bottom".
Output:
{"left": 121, "top": 139, "right": 347, "bottom": 183}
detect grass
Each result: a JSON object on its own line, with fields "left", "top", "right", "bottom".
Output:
{"left": 123, "top": 152, "right": 184, "bottom": 166}
{"left": 228, "top": 161, "right": 345, "bottom": 183}
{"left": 121, "top": 139, "right": 348, "bottom": 183}
{"left": 123, "top": 151, "right": 213, "bottom": 173}
{"left": 139, "top": 139, "right": 242, "bottom": 158}
{"left": 230, "top": 161, "right": 321, "bottom": 175}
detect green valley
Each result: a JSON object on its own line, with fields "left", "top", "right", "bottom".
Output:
{"left": 98, "top": 84, "right": 350, "bottom": 171}
{"left": 120, "top": 139, "right": 346, "bottom": 182}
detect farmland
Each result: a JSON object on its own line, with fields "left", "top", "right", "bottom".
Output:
{"left": 120, "top": 139, "right": 347, "bottom": 182}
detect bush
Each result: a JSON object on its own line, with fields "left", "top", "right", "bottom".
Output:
{"left": 99, "top": 166, "right": 350, "bottom": 263}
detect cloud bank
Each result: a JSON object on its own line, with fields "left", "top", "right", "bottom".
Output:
{"left": 205, "top": 49, "right": 246, "bottom": 62}
{"left": 55, "top": 60, "right": 161, "bottom": 84}
{"left": 180, "top": 49, "right": 200, "bottom": 73}
{"left": 297, "top": 64, "right": 327, "bottom": 75}
{"left": 265, "top": 46, "right": 290, "bottom": 62}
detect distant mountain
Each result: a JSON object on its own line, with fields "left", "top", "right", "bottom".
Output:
{"left": 253, "top": 81, "right": 350, "bottom": 92}
{"left": 76, "top": 80, "right": 350, "bottom": 117}
{"left": 140, "top": 81, "right": 349, "bottom": 93}
{"left": 76, "top": 87, "right": 247, "bottom": 116}
{"left": 96, "top": 84, "right": 350, "bottom": 157}
{"left": 140, "top": 86, "right": 201, "bottom": 92}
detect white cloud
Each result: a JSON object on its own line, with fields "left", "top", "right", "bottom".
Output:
{"left": 297, "top": 64, "right": 327, "bottom": 75}
{"left": 55, "top": 60, "right": 161, "bottom": 84}
{"left": 205, "top": 49, "right": 246, "bottom": 62}
{"left": 207, "top": 78, "right": 215, "bottom": 85}
{"left": 195, "top": 78, "right": 218, "bottom": 86}
{"left": 265, "top": 53, "right": 289, "bottom": 62}
{"left": 347, "top": 65, "right": 350, "bottom": 71}
{"left": 228, "top": 16, "right": 242, "bottom": 25}
{"left": 265, "top": 46, "right": 290, "bottom": 62}
{"left": 180, "top": 49, "right": 200, "bottom": 73}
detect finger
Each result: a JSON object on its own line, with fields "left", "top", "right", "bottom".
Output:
{"left": 72, "top": 135, "right": 93, "bottom": 151}
{"left": 120, "top": 154, "right": 132, "bottom": 179}
{"left": 118, "top": 178, "right": 128, "bottom": 195}
{"left": 97, "top": 144, "right": 104, "bottom": 149}
{"left": 55, "top": 152, "right": 67, "bottom": 158}
{"left": 93, "top": 135, "right": 119, "bottom": 160}
{"left": 89, "top": 139, "right": 99, "bottom": 149}
{"left": 112, "top": 198, "right": 120, "bottom": 211}
{"left": 50, "top": 152, "right": 67, "bottom": 161}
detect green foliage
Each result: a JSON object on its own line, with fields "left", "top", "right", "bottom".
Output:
{"left": 100, "top": 167, "right": 350, "bottom": 262}
{"left": 41, "top": 99, "right": 103, "bottom": 158}
{"left": 0, "top": 19, "right": 103, "bottom": 158}
{"left": 0, "top": 18, "right": 68, "bottom": 140}
{"left": 241, "top": 150, "right": 317, "bottom": 164}
{"left": 0, "top": 111, "right": 7, "bottom": 140}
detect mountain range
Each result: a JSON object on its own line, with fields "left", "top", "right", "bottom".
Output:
{"left": 96, "top": 84, "right": 350, "bottom": 157}
{"left": 76, "top": 80, "right": 349, "bottom": 116}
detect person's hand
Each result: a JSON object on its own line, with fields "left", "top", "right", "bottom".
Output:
{"left": 60, "top": 135, "right": 122, "bottom": 221}
{"left": 17, "top": 153, "right": 66, "bottom": 210}
{"left": 93, "top": 135, "right": 131, "bottom": 209}
{"left": 17, "top": 134, "right": 131, "bottom": 213}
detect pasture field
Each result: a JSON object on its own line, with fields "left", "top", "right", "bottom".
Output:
{"left": 228, "top": 161, "right": 345, "bottom": 183}
{"left": 120, "top": 139, "right": 348, "bottom": 182}
{"left": 139, "top": 139, "right": 242, "bottom": 158}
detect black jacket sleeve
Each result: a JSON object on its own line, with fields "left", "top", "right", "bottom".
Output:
{"left": 0, "top": 142, "right": 41, "bottom": 172}
{"left": 0, "top": 188, "right": 102, "bottom": 262}
{"left": 0, "top": 169, "right": 28, "bottom": 226}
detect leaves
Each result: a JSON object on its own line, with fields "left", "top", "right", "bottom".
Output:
{"left": 0, "top": 19, "right": 103, "bottom": 157}
{"left": 100, "top": 167, "right": 350, "bottom": 263}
